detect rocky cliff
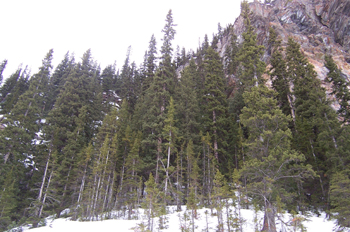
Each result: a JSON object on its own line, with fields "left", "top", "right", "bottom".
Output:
{"left": 217, "top": 0, "right": 350, "bottom": 97}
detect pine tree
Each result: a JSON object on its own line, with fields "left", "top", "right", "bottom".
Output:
{"left": 287, "top": 38, "right": 339, "bottom": 208}
{"left": 0, "top": 168, "right": 17, "bottom": 231}
{"left": 268, "top": 27, "right": 292, "bottom": 118}
{"left": 139, "top": 10, "right": 177, "bottom": 184}
{"left": 202, "top": 46, "right": 228, "bottom": 163}
{"left": 44, "top": 49, "right": 102, "bottom": 217}
{"left": 162, "top": 97, "right": 178, "bottom": 198}
{"left": 123, "top": 131, "right": 143, "bottom": 220}
{"left": 240, "top": 85, "right": 315, "bottom": 232}
{"left": 237, "top": 0, "right": 266, "bottom": 90}
{"left": 176, "top": 59, "right": 201, "bottom": 146}
{"left": 0, "top": 67, "right": 30, "bottom": 114}
{"left": 324, "top": 55, "right": 350, "bottom": 124}
{"left": 141, "top": 34, "right": 157, "bottom": 94}
{"left": 45, "top": 52, "right": 75, "bottom": 114}
{"left": 224, "top": 32, "right": 239, "bottom": 78}
{"left": 143, "top": 173, "right": 161, "bottom": 232}
{"left": 0, "top": 50, "right": 55, "bottom": 223}
{"left": 329, "top": 170, "right": 350, "bottom": 230}
{"left": 0, "top": 59, "right": 7, "bottom": 86}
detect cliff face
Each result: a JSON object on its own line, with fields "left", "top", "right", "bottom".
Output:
{"left": 217, "top": 0, "right": 350, "bottom": 93}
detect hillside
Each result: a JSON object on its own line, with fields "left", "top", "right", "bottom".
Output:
{"left": 216, "top": 0, "right": 350, "bottom": 104}
{"left": 1, "top": 1, "right": 350, "bottom": 232}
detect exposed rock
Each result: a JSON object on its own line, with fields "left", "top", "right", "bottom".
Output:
{"left": 217, "top": 0, "right": 350, "bottom": 100}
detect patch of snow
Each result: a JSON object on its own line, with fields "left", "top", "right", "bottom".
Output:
{"left": 18, "top": 205, "right": 340, "bottom": 232}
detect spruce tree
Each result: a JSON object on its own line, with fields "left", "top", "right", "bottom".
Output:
{"left": 44, "top": 49, "right": 102, "bottom": 216}
{"left": 139, "top": 10, "right": 177, "bottom": 183}
{"left": 268, "top": 27, "right": 292, "bottom": 118}
{"left": 324, "top": 55, "right": 350, "bottom": 124}
{"left": 0, "top": 67, "right": 30, "bottom": 114}
{"left": 141, "top": 34, "right": 157, "bottom": 94}
{"left": 176, "top": 59, "right": 201, "bottom": 146}
{"left": 329, "top": 170, "right": 350, "bottom": 230}
{"left": 240, "top": 85, "right": 315, "bottom": 232}
{"left": 237, "top": 0, "right": 266, "bottom": 90}
{"left": 0, "top": 167, "right": 17, "bottom": 231}
{"left": 0, "top": 59, "right": 7, "bottom": 86}
{"left": 143, "top": 173, "right": 161, "bottom": 232}
{"left": 287, "top": 38, "right": 339, "bottom": 208}
{"left": 45, "top": 52, "right": 75, "bottom": 114}
{"left": 202, "top": 46, "right": 228, "bottom": 164}
{"left": 162, "top": 97, "right": 178, "bottom": 198}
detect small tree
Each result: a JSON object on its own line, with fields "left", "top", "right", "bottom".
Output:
{"left": 143, "top": 173, "right": 161, "bottom": 232}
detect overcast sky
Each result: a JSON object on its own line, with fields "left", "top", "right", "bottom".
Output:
{"left": 0, "top": 0, "right": 250, "bottom": 80}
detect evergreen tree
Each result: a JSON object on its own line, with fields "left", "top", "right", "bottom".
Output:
{"left": 0, "top": 59, "right": 7, "bottom": 86}
{"left": 139, "top": 10, "right": 177, "bottom": 184}
{"left": 143, "top": 173, "right": 161, "bottom": 232}
{"left": 202, "top": 46, "right": 228, "bottom": 164}
{"left": 176, "top": 59, "right": 201, "bottom": 145}
{"left": 162, "top": 97, "right": 178, "bottom": 197}
{"left": 240, "top": 85, "right": 315, "bottom": 232}
{"left": 268, "top": 27, "right": 292, "bottom": 118}
{"left": 159, "top": 9, "right": 177, "bottom": 94}
{"left": 237, "top": 0, "right": 266, "bottom": 90}
{"left": 45, "top": 52, "right": 75, "bottom": 113}
{"left": 0, "top": 67, "right": 30, "bottom": 114}
{"left": 44, "top": 49, "right": 102, "bottom": 216}
{"left": 224, "top": 32, "right": 239, "bottom": 78}
{"left": 324, "top": 55, "right": 350, "bottom": 124}
{"left": 141, "top": 34, "right": 157, "bottom": 94}
{"left": 212, "top": 169, "right": 230, "bottom": 232}
{"left": 287, "top": 38, "right": 339, "bottom": 208}
{"left": 329, "top": 170, "right": 350, "bottom": 230}
{"left": 0, "top": 168, "right": 17, "bottom": 231}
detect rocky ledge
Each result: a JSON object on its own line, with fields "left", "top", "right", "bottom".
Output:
{"left": 217, "top": 0, "right": 350, "bottom": 96}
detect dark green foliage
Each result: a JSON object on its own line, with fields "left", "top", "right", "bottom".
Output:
{"left": 0, "top": 67, "right": 30, "bottom": 114}
{"left": 176, "top": 59, "right": 201, "bottom": 145}
{"left": 202, "top": 47, "right": 228, "bottom": 163}
{"left": 330, "top": 170, "right": 350, "bottom": 230}
{"left": 324, "top": 55, "right": 350, "bottom": 124}
{"left": 237, "top": 0, "right": 266, "bottom": 90}
{"left": 268, "top": 27, "right": 292, "bottom": 118}
{"left": 240, "top": 85, "right": 315, "bottom": 231}
{"left": 44, "top": 49, "right": 103, "bottom": 216}
{"left": 286, "top": 38, "right": 339, "bottom": 208}
{"left": 101, "top": 63, "right": 116, "bottom": 93}
{"left": 1, "top": 7, "right": 348, "bottom": 228}
{"left": 46, "top": 52, "right": 75, "bottom": 114}
{"left": 224, "top": 33, "right": 239, "bottom": 77}
{"left": 0, "top": 59, "right": 7, "bottom": 85}
{"left": 141, "top": 34, "right": 157, "bottom": 94}
{"left": 0, "top": 168, "right": 17, "bottom": 231}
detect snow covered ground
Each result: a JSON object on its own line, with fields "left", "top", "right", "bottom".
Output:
{"left": 15, "top": 206, "right": 339, "bottom": 232}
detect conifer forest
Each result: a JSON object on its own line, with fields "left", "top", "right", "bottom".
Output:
{"left": 1, "top": 1, "right": 350, "bottom": 232}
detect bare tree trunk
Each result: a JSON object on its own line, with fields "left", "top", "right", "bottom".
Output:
{"left": 165, "top": 131, "right": 171, "bottom": 194}
{"left": 309, "top": 139, "right": 326, "bottom": 198}
{"left": 156, "top": 137, "right": 162, "bottom": 184}
{"left": 262, "top": 200, "right": 276, "bottom": 232}
{"left": 37, "top": 150, "right": 51, "bottom": 207}
{"left": 38, "top": 170, "right": 53, "bottom": 218}
{"left": 213, "top": 110, "right": 218, "bottom": 160}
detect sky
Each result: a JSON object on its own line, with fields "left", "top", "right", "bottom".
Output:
{"left": 0, "top": 0, "right": 251, "bottom": 80}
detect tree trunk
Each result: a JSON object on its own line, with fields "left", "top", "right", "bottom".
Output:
{"left": 262, "top": 200, "right": 276, "bottom": 232}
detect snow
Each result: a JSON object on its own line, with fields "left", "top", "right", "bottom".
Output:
{"left": 16, "top": 206, "right": 339, "bottom": 232}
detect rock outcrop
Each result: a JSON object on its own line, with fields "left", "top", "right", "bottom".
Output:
{"left": 217, "top": 0, "right": 350, "bottom": 94}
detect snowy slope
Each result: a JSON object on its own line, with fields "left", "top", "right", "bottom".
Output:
{"left": 17, "top": 206, "right": 338, "bottom": 232}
